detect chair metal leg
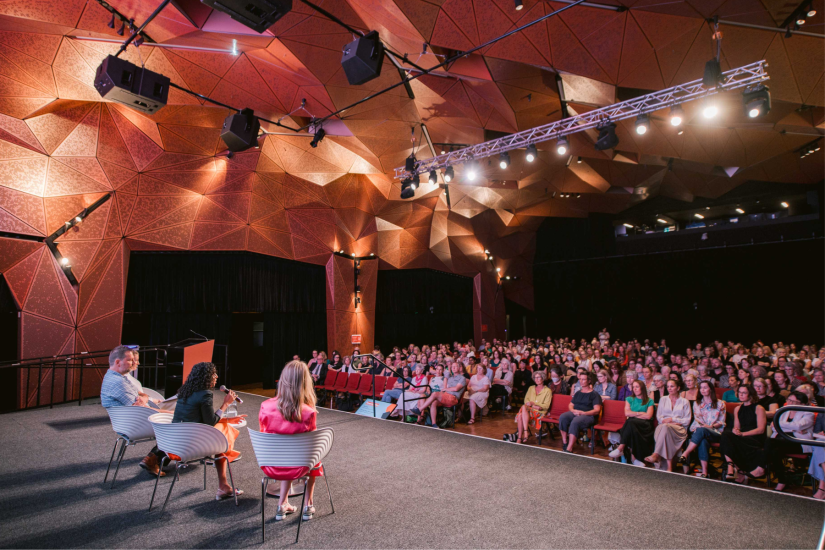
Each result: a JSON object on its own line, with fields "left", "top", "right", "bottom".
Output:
{"left": 261, "top": 478, "right": 268, "bottom": 542}
{"left": 323, "top": 471, "right": 334, "bottom": 514}
{"left": 104, "top": 437, "right": 122, "bottom": 483}
{"left": 295, "top": 480, "right": 307, "bottom": 543}
{"left": 203, "top": 459, "right": 207, "bottom": 490}
{"left": 160, "top": 465, "right": 181, "bottom": 515}
{"left": 149, "top": 458, "right": 170, "bottom": 511}
{"left": 110, "top": 440, "right": 129, "bottom": 488}
{"left": 225, "top": 457, "right": 238, "bottom": 506}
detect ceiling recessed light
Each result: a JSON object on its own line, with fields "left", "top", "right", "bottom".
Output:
{"left": 623, "top": 223, "right": 634, "bottom": 228}
{"left": 735, "top": 208, "right": 744, "bottom": 214}
{"left": 781, "top": 201, "right": 789, "bottom": 208}
{"left": 695, "top": 213, "right": 704, "bottom": 219}
{"left": 657, "top": 218, "right": 668, "bottom": 224}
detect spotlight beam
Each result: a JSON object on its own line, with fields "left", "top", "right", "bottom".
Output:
{"left": 394, "top": 60, "right": 770, "bottom": 179}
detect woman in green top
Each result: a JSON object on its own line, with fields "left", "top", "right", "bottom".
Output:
{"left": 609, "top": 380, "right": 655, "bottom": 464}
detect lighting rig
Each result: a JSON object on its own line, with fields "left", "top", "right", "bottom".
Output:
{"left": 394, "top": 61, "right": 770, "bottom": 181}
{"left": 333, "top": 250, "right": 377, "bottom": 311}
{"left": 45, "top": 194, "right": 112, "bottom": 286}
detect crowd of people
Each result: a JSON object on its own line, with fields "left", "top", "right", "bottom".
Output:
{"left": 306, "top": 334, "right": 825, "bottom": 499}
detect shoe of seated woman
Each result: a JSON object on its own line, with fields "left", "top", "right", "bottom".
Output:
{"left": 608, "top": 448, "right": 623, "bottom": 458}
{"left": 276, "top": 504, "right": 296, "bottom": 521}
{"left": 302, "top": 505, "right": 315, "bottom": 520}
{"left": 216, "top": 488, "right": 243, "bottom": 500}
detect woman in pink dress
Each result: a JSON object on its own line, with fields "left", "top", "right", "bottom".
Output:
{"left": 259, "top": 360, "right": 323, "bottom": 522}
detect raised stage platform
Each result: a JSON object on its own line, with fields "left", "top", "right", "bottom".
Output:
{"left": 0, "top": 392, "right": 822, "bottom": 549}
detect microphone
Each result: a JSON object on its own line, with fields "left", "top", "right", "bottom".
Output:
{"left": 190, "top": 329, "right": 208, "bottom": 340}
{"left": 219, "top": 385, "right": 243, "bottom": 404}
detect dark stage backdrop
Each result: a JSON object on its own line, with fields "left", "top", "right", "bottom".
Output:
{"left": 0, "top": 276, "right": 18, "bottom": 412}
{"left": 375, "top": 269, "right": 473, "bottom": 352}
{"left": 123, "top": 252, "right": 326, "bottom": 388}
{"left": 534, "top": 239, "right": 825, "bottom": 350}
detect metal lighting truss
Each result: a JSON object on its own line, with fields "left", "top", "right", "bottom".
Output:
{"left": 395, "top": 60, "right": 769, "bottom": 179}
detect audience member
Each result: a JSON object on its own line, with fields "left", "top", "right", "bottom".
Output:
{"left": 416, "top": 363, "right": 467, "bottom": 428}
{"left": 515, "top": 371, "right": 552, "bottom": 444}
{"left": 722, "top": 376, "right": 741, "bottom": 402}
{"left": 559, "top": 372, "right": 602, "bottom": 453}
{"left": 808, "top": 411, "right": 825, "bottom": 500}
{"left": 489, "top": 360, "right": 514, "bottom": 411}
{"left": 610, "top": 380, "right": 655, "bottom": 465}
{"left": 765, "top": 391, "right": 814, "bottom": 492}
{"left": 467, "top": 364, "right": 491, "bottom": 424}
{"left": 679, "top": 380, "right": 726, "bottom": 477}
{"left": 593, "top": 370, "right": 617, "bottom": 401}
{"left": 720, "top": 385, "right": 767, "bottom": 483}
{"left": 645, "top": 380, "right": 691, "bottom": 471}
{"left": 753, "top": 377, "right": 782, "bottom": 420}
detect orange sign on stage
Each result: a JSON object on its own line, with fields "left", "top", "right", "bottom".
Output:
{"left": 183, "top": 340, "right": 215, "bottom": 382}
{"left": 351, "top": 334, "right": 362, "bottom": 345}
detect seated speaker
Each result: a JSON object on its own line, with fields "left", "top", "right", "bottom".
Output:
{"left": 341, "top": 31, "right": 384, "bottom": 86}
{"left": 221, "top": 108, "right": 261, "bottom": 152}
{"left": 94, "top": 55, "right": 169, "bottom": 114}
{"left": 201, "top": 0, "right": 292, "bottom": 33}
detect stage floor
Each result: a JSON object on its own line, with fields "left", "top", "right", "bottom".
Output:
{"left": 0, "top": 393, "right": 822, "bottom": 549}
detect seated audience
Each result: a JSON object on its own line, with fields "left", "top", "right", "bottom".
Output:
{"left": 392, "top": 364, "right": 429, "bottom": 417}
{"left": 808, "top": 411, "right": 825, "bottom": 500}
{"left": 765, "top": 391, "right": 814, "bottom": 492}
{"left": 609, "top": 380, "right": 655, "bottom": 465}
{"left": 489, "top": 360, "right": 514, "bottom": 411}
{"left": 559, "top": 372, "right": 602, "bottom": 452}
{"left": 720, "top": 385, "right": 767, "bottom": 483}
{"left": 309, "top": 351, "right": 328, "bottom": 385}
{"left": 100, "top": 345, "right": 171, "bottom": 477}
{"left": 753, "top": 377, "right": 782, "bottom": 420}
{"left": 415, "top": 363, "right": 467, "bottom": 428}
{"left": 258, "top": 360, "right": 324, "bottom": 520}
{"left": 617, "top": 371, "right": 637, "bottom": 401}
{"left": 513, "top": 359, "right": 533, "bottom": 399}
{"left": 467, "top": 364, "right": 492, "bottom": 424}
{"left": 381, "top": 365, "right": 413, "bottom": 404}
{"left": 679, "top": 380, "right": 726, "bottom": 477}
{"left": 514, "top": 371, "right": 552, "bottom": 444}
{"left": 593, "top": 370, "right": 617, "bottom": 401}
{"left": 645, "top": 380, "right": 691, "bottom": 471}
{"left": 722, "top": 375, "right": 740, "bottom": 402}
{"left": 649, "top": 374, "right": 667, "bottom": 404}
{"left": 173, "top": 361, "right": 243, "bottom": 500}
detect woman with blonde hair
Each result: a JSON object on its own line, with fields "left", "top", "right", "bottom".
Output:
{"left": 258, "top": 360, "right": 323, "bottom": 522}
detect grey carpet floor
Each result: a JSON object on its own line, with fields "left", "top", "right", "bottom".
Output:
{"left": 0, "top": 392, "right": 822, "bottom": 549}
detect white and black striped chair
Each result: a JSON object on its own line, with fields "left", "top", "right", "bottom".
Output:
{"left": 248, "top": 427, "right": 335, "bottom": 543}
{"left": 104, "top": 406, "right": 157, "bottom": 488}
{"left": 147, "top": 413, "right": 240, "bottom": 513}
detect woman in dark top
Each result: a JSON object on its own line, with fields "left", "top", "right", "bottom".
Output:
{"left": 559, "top": 372, "right": 602, "bottom": 453}
{"left": 513, "top": 360, "right": 533, "bottom": 402}
{"left": 753, "top": 377, "right": 782, "bottom": 420}
{"left": 720, "top": 384, "right": 767, "bottom": 483}
{"left": 173, "top": 362, "right": 242, "bottom": 499}
{"left": 547, "top": 367, "right": 569, "bottom": 396}
{"left": 328, "top": 352, "right": 343, "bottom": 371}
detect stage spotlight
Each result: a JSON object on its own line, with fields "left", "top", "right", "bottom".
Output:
{"left": 496, "top": 267, "right": 501, "bottom": 272}
{"left": 556, "top": 138, "right": 569, "bottom": 155}
{"left": 60, "top": 257, "right": 70, "bottom": 266}
{"left": 657, "top": 218, "right": 668, "bottom": 224}
{"left": 428, "top": 170, "right": 437, "bottom": 184}
{"left": 466, "top": 160, "right": 478, "bottom": 181}
{"left": 623, "top": 223, "right": 634, "bottom": 228}
{"left": 594, "top": 122, "right": 619, "bottom": 150}
{"left": 695, "top": 213, "right": 704, "bottom": 219}
{"left": 309, "top": 127, "right": 326, "bottom": 148}
{"left": 444, "top": 166, "right": 454, "bottom": 182}
{"left": 525, "top": 144, "right": 537, "bottom": 162}
{"left": 781, "top": 201, "right": 789, "bottom": 208}
{"left": 484, "top": 249, "right": 490, "bottom": 254}
{"left": 702, "top": 99, "right": 718, "bottom": 119}
{"left": 677, "top": 128, "right": 685, "bottom": 136}
{"left": 807, "top": 5, "right": 816, "bottom": 17}
{"left": 703, "top": 58, "right": 723, "bottom": 88}
{"left": 405, "top": 155, "right": 416, "bottom": 173}
{"left": 735, "top": 208, "right": 745, "bottom": 214}
{"left": 577, "top": 156, "right": 582, "bottom": 164}
{"left": 117, "top": 21, "right": 125, "bottom": 35}
{"left": 135, "top": 35, "right": 144, "bottom": 47}
{"left": 75, "top": 216, "right": 83, "bottom": 224}
{"left": 669, "top": 106, "right": 684, "bottom": 126}
{"left": 108, "top": 14, "right": 116, "bottom": 28}
{"left": 635, "top": 114, "right": 650, "bottom": 135}
{"left": 743, "top": 86, "right": 770, "bottom": 118}
{"left": 400, "top": 177, "right": 416, "bottom": 199}
{"left": 499, "top": 151, "right": 510, "bottom": 169}
{"left": 514, "top": 0, "right": 523, "bottom": 9}
{"left": 370, "top": 253, "right": 375, "bottom": 256}
{"left": 796, "top": 16, "right": 806, "bottom": 25}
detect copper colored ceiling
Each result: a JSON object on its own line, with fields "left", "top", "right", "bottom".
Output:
{"left": 0, "top": 0, "right": 823, "bottom": 309}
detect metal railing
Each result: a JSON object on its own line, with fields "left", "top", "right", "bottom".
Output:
{"left": 351, "top": 354, "right": 431, "bottom": 418}
{"left": 771, "top": 404, "right": 825, "bottom": 550}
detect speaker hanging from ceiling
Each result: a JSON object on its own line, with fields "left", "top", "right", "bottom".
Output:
{"left": 94, "top": 55, "right": 170, "bottom": 114}
{"left": 341, "top": 31, "right": 385, "bottom": 86}
{"left": 200, "top": 0, "right": 292, "bottom": 33}
{"left": 221, "top": 108, "right": 261, "bottom": 152}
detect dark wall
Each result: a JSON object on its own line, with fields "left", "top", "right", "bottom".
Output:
{"left": 534, "top": 239, "right": 825, "bottom": 350}
{"left": 123, "top": 252, "right": 326, "bottom": 389}
{"left": 0, "top": 276, "right": 18, "bottom": 412}
{"left": 374, "top": 269, "right": 473, "bottom": 352}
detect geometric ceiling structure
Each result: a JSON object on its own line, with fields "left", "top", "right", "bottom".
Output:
{"left": 0, "top": 0, "right": 823, "bottom": 327}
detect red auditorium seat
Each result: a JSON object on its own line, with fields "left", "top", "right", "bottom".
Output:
{"left": 372, "top": 375, "right": 387, "bottom": 398}
{"left": 590, "top": 399, "right": 626, "bottom": 456}
{"left": 354, "top": 373, "right": 373, "bottom": 399}
{"left": 537, "top": 394, "right": 571, "bottom": 445}
{"left": 384, "top": 377, "right": 397, "bottom": 393}
{"left": 715, "top": 387, "right": 727, "bottom": 399}
{"left": 345, "top": 373, "right": 362, "bottom": 395}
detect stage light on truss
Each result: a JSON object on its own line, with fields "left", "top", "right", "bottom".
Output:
{"left": 444, "top": 166, "right": 454, "bottom": 182}
{"left": 400, "top": 177, "right": 416, "bottom": 199}
{"left": 108, "top": 14, "right": 116, "bottom": 28}
{"left": 807, "top": 5, "right": 816, "bottom": 17}
{"left": 797, "top": 16, "right": 806, "bottom": 24}
{"left": 514, "top": 0, "right": 523, "bottom": 10}
{"left": 428, "top": 170, "right": 437, "bottom": 184}
{"left": 499, "top": 151, "right": 510, "bottom": 169}
{"left": 496, "top": 267, "right": 501, "bottom": 272}
{"left": 525, "top": 144, "right": 537, "bottom": 162}
{"left": 743, "top": 86, "right": 770, "bottom": 118}
{"left": 702, "top": 99, "right": 718, "bottom": 119}
{"left": 60, "top": 257, "right": 70, "bottom": 266}
{"left": 703, "top": 58, "right": 723, "bottom": 88}
{"left": 635, "top": 114, "right": 650, "bottom": 135}
{"left": 310, "top": 127, "right": 326, "bottom": 148}
{"left": 556, "top": 137, "right": 569, "bottom": 155}
{"left": 594, "top": 122, "right": 619, "bottom": 150}
{"left": 484, "top": 249, "right": 490, "bottom": 254}
{"left": 669, "top": 106, "right": 684, "bottom": 126}
{"left": 117, "top": 21, "right": 125, "bottom": 35}
{"left": 465, "top": 160, "right": 478, "bottom": 181}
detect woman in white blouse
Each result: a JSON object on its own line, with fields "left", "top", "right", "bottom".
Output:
{"left": 644, "top": 379, "right": 691, "bottom": 471}
{"left": 678, "top": 380, "right": 726, "bottom": 477}
{"left": 766, "top": 391, "right": 815, "bottom": 492}
{"left": 467, "top": 364, "right": 491, "bottom": 425}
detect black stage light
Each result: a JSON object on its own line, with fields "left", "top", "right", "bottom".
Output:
{"left": 525, "top": 143, "right": 537, "bottom": 162}
{"left": 94, "top": 55, "right": 169, "bottom": 114}
{"left": 400, "top": 177, "right": 416, "bottom": 199}
{"left": 515, "top": 0, "right": 523, "bottom": 9}
{"left": 594, "top": 122, "right": 619, "bottom": 150}
{"left": 108, "top": 14, "right": 116, "bottom": 28}
{"left": 221, "top": 108, "right": 261, "bottom": 152}
{"left": 310, "top": 127, "right": 326, "bottom": 148}
{"left": 116, "top": 21, "right": 125, "bottom": 35}
{"left": 743, "top": 86, "right": 770, "bottom": 118}
{"left": 635, "top": 114, "right": 650, "bottom": 135}
{"left": 556, "top": 137, "right": 569, "bottom": 155}
{"left": 444, "top": 166, "right": 454, "bottom": 182}
{"left": 499, "top": 151, "right": 510, "bottom": 169}
{"left": 405, "top": 155, "right": 416, "bottom": 172}
{"left": 703, "top": 58, "right": 723, "bottom": 88}
{"left": 428, "top": 170, "right": 437, "bottom": 184}
{"left": 200, "top": 0, "right": 292, "bottom": 33}
{"left": 341, "top": 30, "right": 385, "bottom": 86}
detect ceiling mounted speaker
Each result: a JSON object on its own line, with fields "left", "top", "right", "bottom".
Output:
{"left": 221, "top": 108, "right": 260, "bottom": 152}
{"left": 201, "top": 0, "right": 292, "bottom": 33}
{"left": 94, "top": 55, "right": 169, "bottom": 114}
{"left": 341, "top": 31, "right": 385, "bottom": 86}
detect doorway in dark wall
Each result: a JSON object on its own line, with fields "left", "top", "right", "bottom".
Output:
{"left": 0, "top": 276, "right": 18, "bottom": 412}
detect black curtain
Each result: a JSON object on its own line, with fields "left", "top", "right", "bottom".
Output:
{"left": 123, "top": 252, "right": 326, "bottom": 388}
{"left": 375, "top": 269, "right": 473, "bottom": 351}
{"left": 534, "top": 239, "right": 825, "bottom": 350}
{"left": 505, "top": 298, "right": 537, "bottom": 341}
{"left": 0, "top": 276, "right": 18, "bottom": 412}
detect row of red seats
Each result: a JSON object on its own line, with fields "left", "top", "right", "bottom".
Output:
{"left": 316, "top": 370, "right": 398, "bottom": 401}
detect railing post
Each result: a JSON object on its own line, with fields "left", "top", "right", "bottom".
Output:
{"left": 36, "top": 360, "right": 42, "bottom": 407}
{"left": 63, "top": 358, "right": 70, "bottom": 404}
{"left": 49, "top": 360, "right": 55, "bottom": 409}
{"left": 77, "top": 360, "right": 84, "bottom": 406}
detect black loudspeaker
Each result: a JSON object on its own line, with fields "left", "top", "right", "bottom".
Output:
{"left": 341, "top": 31, "right": 384, "bottom": 86}
{"left": 201, "top": 0, "right": 292, "bottom": 33}
{"left": 94, "top": 55, "right": 169, "bottom": 114}
{"left": 221, "top": 108, "right": 261, "bottom": 152}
